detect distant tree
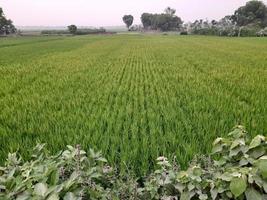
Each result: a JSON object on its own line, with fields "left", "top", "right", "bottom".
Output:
{"left": 67, "top": 25, "right": 77, "bottom": 34}
{"left": 141, "top": 7, "right": 182, "bottom": 31}
{"left": 164, "top": 7, "right": 176, "bottom": 16}
{"left": 122, "top": 15, "right": 134, "bottom": 30}
{"left": 231, "top": 0, "right": 267, "bottom": 28}
{"left": 141, "top": 13, "right": 153, "bottom": 29}
{"left": 211, "top": 20, "right": 218, "bottom": 26}
{"left": 0, "top": 7, "right": 16, "bottom": 35}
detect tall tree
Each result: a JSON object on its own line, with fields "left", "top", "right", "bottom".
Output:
{"left": 164, "top": 7, "right": 176, "bottom": 16}
{"left": 0, "top": 7, "right": 16, "bottom": 35}
{"left": 141, "top": 13, "right": 153, "bottom": 29}
{"left": 67, "top": 25, "right": 77, "bottom": 34}
{"left": 122, "top": 15, "right": 134, "bottom": 30}
{"left": 141, "top": 7, "right": 182, "bottom": 31}
{"left": 231, "top": 0, "right": 267, "bottom": 28}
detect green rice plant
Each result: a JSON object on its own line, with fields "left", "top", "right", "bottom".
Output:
{"left": 0, "top": 35, "right": 266, "bottom": 175}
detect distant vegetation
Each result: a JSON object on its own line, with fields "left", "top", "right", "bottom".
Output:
{"left": 141, "top": 7, "right": 183, "bottom": 31}
{"left": 0, "top": 7, "right": 16, "bottom": 35}
{"left": 2, "top": 0, "right": 267, "bottom": 37}
{"left": 67, "top": 24, "right": 78, "bottom": 34}
{"left": 123, "top": 15, "right": 134, "bottom": 30}
{"left": 41, "top": 27, "right": 107, "bottom": 35}
{"left": 185, "top": 0, "right": 267, "bottom": 37}
{"left": 117, "top": 1, "right": 266, "bottom": 36}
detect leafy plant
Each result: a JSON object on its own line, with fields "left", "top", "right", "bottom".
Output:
{"left": 0, "top": 126, "right": 266, "bottom": 199}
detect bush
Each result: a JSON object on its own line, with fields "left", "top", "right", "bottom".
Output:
{"left": 75, "top": 28, "right": 106, "bottom": 35}
{"left": 41, "top": 30, "right": 70, "bottom": 35}
{"left": 41, "top": 28, "right": 106, "bottom": 35}
{"left": 239, "top": 25, "right": 261, "bottom": 37}
{"left": 256, "top": 27, "right": 267, "bottom": 36}
{"left": 180, "top": 31, "right": 188, "bottom": 35}
{"left": 0, "top": 126, "right": 266, "bottom": 199}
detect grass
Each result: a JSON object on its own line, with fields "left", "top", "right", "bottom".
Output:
{"left": 0, "top": 35, "right": 266, "bottom": 175}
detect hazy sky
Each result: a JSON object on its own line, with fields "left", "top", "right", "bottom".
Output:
{"left": 1, "top": 0, "right": 267, "bottom": 27}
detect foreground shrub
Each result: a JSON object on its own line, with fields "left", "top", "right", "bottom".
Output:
{"left": 0, "top": 126, "right": 266, "bottom": 199}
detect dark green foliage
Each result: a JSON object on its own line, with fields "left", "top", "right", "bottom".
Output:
{"left": 0, "top": 127, "right": 266, "bottom": 199}
{"left": 232, "top": 0, "right": 267, "bottom": 28}
{"left": 141, "top": 8, "right": 183, "bottom": 31}
{"left": 189, "top": 1, "right": 267, "bottom": 37}
{"left": 67, "top": 25, "right": 78, "bottom": 34}
{"left": 41, "top": 30, "right": 70, "bottom": 35}
{"left": 257, "top": 27, "right": 267, "bottom": 36}
{"left": 75, "top": 28, "right": 106, "bottom": 35}
{"left": 123, "top": 15, "right": 134, "bottom": 30}
{"left": 239, "top": 24, "right": 262, "bottom": 36}
{"left": 189, "top": 18, "right": 238, "bottom": 36}
{"left": 0, "top": 7, "right": 16, "bottom": 35}
{"left": 41, "top": 28, "right": 106, "bottom": 35}
{"left": 180, "top": 31, "right": 188, "bottom": 35}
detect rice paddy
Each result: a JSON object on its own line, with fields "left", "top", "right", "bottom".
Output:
{"left": 0, "top": 35, "right": 266, "bottom": 175}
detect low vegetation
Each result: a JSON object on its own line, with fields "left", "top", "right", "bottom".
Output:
{"left": 185, "top": 1, "right": 267, "bottom": 37}
{"left": 41, "top": 27, "right": 106, "bottom": 35}
{"left": 0, "top": 126, "right": 266, "bottom": 199}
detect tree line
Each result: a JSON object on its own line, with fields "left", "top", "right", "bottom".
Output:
{"left": 123, "top": 7, "right": 183, "bottom": 32}
{"left": 1, "top": 0, "right": 267, "bottom": 36}
{"left": 122, "top": 0, "right": 267, "bottom": 36}
{"left": 187, "top": 0, "right": 267, "bottom": 36}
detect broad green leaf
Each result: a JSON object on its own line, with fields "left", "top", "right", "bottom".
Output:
{"left": 229, "top": 147, "right": 242, "bottom": 157}
{"left": 263, "top": 181, "right": 267, "bottom": 193}
{"left": 212, "top": 144, "right": 223, "bottom": 154}
{"left": 228, "top": 127, "right": 246, "bottom": 138}
{"left": 213, "top": 138, "right": 223, "bottom": 146}
{"left": 226, "top": 191, "right": 233, "bottom": 198}
{"left": 66, "top": 145, "right": 74, "bottom": 151}
{"left": 249, "top": 135, "right": 265, "bottom": 149}
{"left": 199, "top": 194, "right": 208, "bottom": 200}
{"left": 220, "top": 172, "right": 233, "bottom": 181}
{"left": 230, "top": 177, "right": 247, "bottom": 197}
{"left": 245, "top": 187, "right": 262, "bottom": 200}
{"left": 64, "top": 192, "right": 76, "bottom": 200}
{"left": 175, "top": 183, "right": 185, "bottom": 193}
{"left": 47, "top": 193, "right": 59, "bottom": 200}
{"left": 192, "top": 166, "right": 202, "bottom": 176}
{"left": 16, "top": 192, "right": 31, "bottom": 200}
{"left": 180, "top": 191, "right": 190, "bottom": 200}
{"left": 239, "top": 158, "right": 249, "bottom": 166}
{"left": 248, "top": 146, "right": 266, "bottom": 159}
{"left": 34, "top": 183, "right": 48, "bottom": 197}
{"left": 258, "top": 159, "right": 267, "bottom": 179}
{"left": 210, "top": 188, "right": 218, "bottom": 200}
{"left": 214, "top": 157, "right": 226, "bottom": 166}
{"left": 188, "top": 183, "right": 194, "bottom": 191}
{"left": 230, "top": 138, "right": 245, "bottom": 149}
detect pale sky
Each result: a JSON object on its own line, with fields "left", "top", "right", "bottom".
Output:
{"left": 1, "top": 0, "right": 267, "bottom": 27}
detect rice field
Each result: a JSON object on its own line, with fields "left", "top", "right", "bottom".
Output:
{"left": 0, "top": 35, "right": 266, "bottom": 175}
